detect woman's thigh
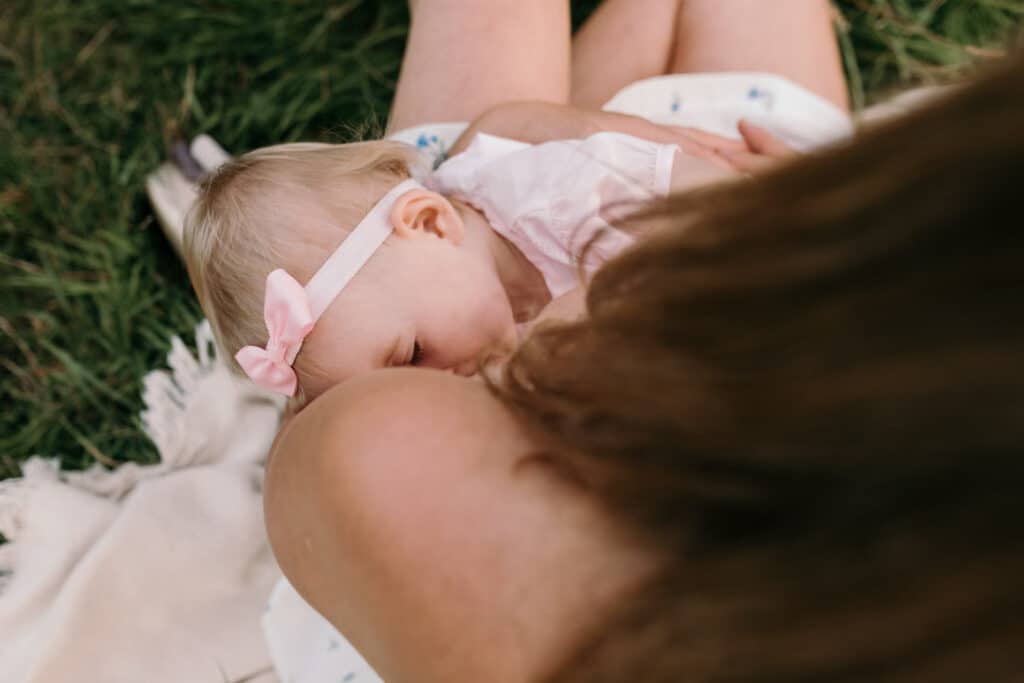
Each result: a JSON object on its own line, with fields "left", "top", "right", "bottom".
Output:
{"left": 571, "top": 0, "right": 848, "bottom": 111}
{"left": 387, "top": 0, "right": 571, "bottom": 134}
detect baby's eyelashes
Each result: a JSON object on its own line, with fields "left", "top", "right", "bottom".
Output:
{"left": 409, "top": 340, "right": 425, "bottom": 366}
{"left": 387, "top": 339, "right": 424, "bottom": 368}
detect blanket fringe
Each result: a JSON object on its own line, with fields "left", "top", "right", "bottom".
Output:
{"left": 0, "top": 319, "right": 281, "bottom": 593}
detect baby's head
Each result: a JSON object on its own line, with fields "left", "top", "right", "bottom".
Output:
{"left": 184, "top": 140, "right": 517, "bottom": 402}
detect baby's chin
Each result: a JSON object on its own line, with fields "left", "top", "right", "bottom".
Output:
{"left": 295, "top": 362, "right": 351, "bottom": 406}
{"left": 294, "top": 380, "right": 329, "bottom": 408}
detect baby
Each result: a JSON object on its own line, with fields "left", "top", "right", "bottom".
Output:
{"left": 184, "top": 126, "right": 734, "bottom": 401}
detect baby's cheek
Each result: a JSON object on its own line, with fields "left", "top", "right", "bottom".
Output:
{"left": 481, "top": 291, "right": 519, "bottom": 343}
{"left": 433, "top": 300, "right": 509, "bottom": 369}
{"left": 298, "top": 314, "right": 381, "bottom": 388}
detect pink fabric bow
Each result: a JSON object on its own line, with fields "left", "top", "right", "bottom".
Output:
{"left": 235, "top": 269, "right": 315, "bottom": 396}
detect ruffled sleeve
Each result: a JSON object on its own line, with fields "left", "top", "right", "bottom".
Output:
{"left": 428, "top": 131, "right": 679, "bottom": 297}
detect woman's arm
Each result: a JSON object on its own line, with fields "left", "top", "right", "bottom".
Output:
{"left": 264, "top": 368, "right": 655, "bottom": 683}
{"left": 265, "top": 370, "right": 541, "bottom": 682}
{"left": 449, "top": 102, "right": 798, "bottom": 190}
{"left": 448, "top": 101, "right": 746, "bottom": 161}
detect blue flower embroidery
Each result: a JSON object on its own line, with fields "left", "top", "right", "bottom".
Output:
{"left": 342, "top": 674, "right": 356, "bottom": 682}
{"left": 413, "top": 131, "right": 450, "bottom": 167}
{"left": 747, "top": 85, "right": 775, "bottom": 111}
{"left": 670, "top": 94, "right": 682, "bottom": 113}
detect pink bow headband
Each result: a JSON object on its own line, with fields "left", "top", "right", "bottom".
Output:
{"left": 235, "top": 178, "right": 424, "bottom": 396}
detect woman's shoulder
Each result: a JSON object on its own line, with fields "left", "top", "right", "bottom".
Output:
{"left": 267, "top": 369, "right": 533, "bottom": 493}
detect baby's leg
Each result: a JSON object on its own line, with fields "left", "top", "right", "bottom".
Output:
{"left": 668, "top": 0, "right": 848, "bottom": 110}
{"left": 571, "top": 0, "right": 683, "bottom": 109}
{"left": 387, "top": 0, "right": 571, "bottom": 134}
{"left": 571, "top": 0, "right": 848, "bottom": 111}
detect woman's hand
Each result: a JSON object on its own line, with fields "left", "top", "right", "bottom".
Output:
{"left": 720, "top": 120, "right": 799, "bottom": 173}
{"left": 667, "top": 121, "right": 801, "bottom": 191}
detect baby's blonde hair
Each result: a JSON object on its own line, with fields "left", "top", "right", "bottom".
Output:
{"left": 183, "top": 139, "right": 424, "bottom": 388}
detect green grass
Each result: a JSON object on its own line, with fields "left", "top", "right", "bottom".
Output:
{"left": 1, "top": 1, "right": 1021, "bottom": 479}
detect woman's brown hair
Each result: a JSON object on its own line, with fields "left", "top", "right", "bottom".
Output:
{"left": 496, "top": 53, "right": 1024, "bottom": 682}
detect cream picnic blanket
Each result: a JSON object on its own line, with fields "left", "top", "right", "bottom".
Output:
{"left": 0, "top": 322, "right": 285, "bottom": 683}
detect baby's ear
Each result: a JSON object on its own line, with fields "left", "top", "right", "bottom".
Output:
{"left": 389, "top": 189, "right": 464, "bottom": 245}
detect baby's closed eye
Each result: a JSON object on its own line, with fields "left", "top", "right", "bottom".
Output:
{"left": 409, "top": 340, "right": 424, "bottom": 366}
{"left": 388, "top": 338, "right": 424, "bottom": 368}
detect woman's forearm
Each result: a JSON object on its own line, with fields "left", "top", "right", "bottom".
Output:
{"left": 447, "top": 101, "right": 757, "bottom": 166}
{"left": 449, "top": 101, "right": 600, "bottom": 156}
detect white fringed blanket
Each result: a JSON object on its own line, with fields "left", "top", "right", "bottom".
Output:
{"left": 0, "top": 322, "right": 284, "bottom": 683}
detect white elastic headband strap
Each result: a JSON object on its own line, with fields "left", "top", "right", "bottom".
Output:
{"left": 305, "top": 178, "right": 424, "bottom": 320}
